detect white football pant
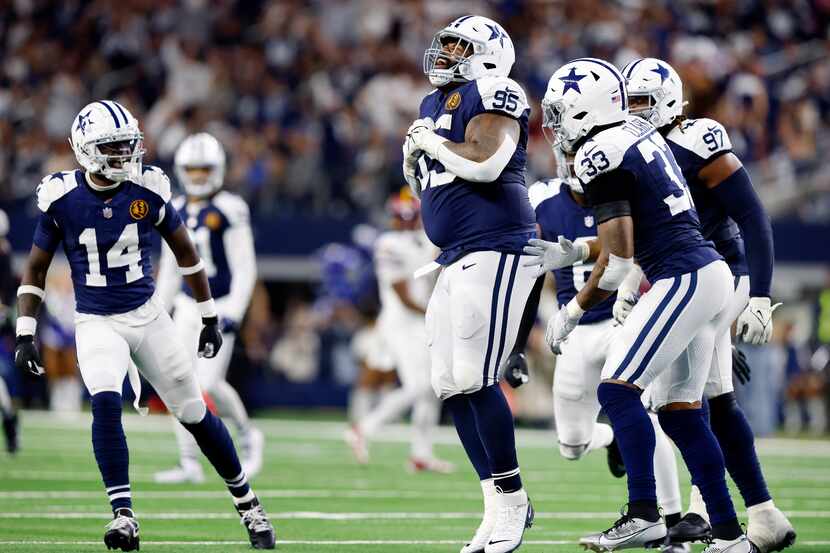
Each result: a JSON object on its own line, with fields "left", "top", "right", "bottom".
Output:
{"left": 704, "top": 275, "right": 750, "bottom": 398}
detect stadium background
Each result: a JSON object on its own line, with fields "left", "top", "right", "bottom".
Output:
{"left": 0, "top": 0, "right": 828, "bottom": 437}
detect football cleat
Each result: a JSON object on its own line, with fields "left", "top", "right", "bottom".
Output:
{"left": 344, "top": 424, "right": 369, "bottom": 464}
{"left": 747, "top": 504, "right": 796, "bottom": 553}
{"left": 460, "top": 491, "right": 499, "bottom": 553}
{"left": 408, "top": 456, "right": 455, "bottom": 474}
{"left": 668, "top": 513, "right": 712, "bottom": 543}
{"left": 661, "top": 543, "right": 692, "bottom": 553}
{"left": 702, "top": 536, "right": 758, "bottom": 553}
{"left": 606, "top": 438, "right": 626, "bottom": 478}
{"left": 104, "top": 508, "right": 140, "bottom": 551}
{"left": 484, "top": 490, "right": 534, "bottom": 553}
{"left": 241, "top": 426, "right": 265, "bottom": 478}
{"left": 3, "top": 413, "right": 18, "bottom": 454}
{"left": 236, "top": 496, "right": 276, "bottom": 549}
{"left": 153, "top": 459, "right": 205, "bottom": 484}
{"left": 579, "top": 506, "right": 666, "bottom": 551}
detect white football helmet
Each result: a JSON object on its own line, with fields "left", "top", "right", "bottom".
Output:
{"left": 541, "top": 58, "right": 628, "bottom": 152}
{"left": 622, "top": 58, "right": 684, "bottom": 128}
{"left": 174, "top": 132, "right": 226, "bottom": 198}
{"left": 554, "top": 145, "right": 582, "bottom": 194}
{"left": 423, "top": 15, "right": 515, "bottom": 88}
{"left": 70, "top": 100, "right": 144, "bottom": 186}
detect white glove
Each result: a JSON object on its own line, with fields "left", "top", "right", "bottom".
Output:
{"left": 545, "top": 298, "right": 584, "bottom": 354}
{"left": 402, "top": 143, "right": 420, "bottom": 197}
{"left": 522, "top": 236, "right": 589, "bottom": 278}
{"left": 407, "top": 117, "right": 446, "bottom": 157}
{"left": 613, "top": 292, "right": 639, "bottom": 325}
{"left": 736, "top": 296, "right": 782, "bottom": 345}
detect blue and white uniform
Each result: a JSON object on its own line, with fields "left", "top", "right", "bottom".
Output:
{"left": 416, "top": 76, "right": 539, "bottom": 399}
{"left": 575, "top": 116, "right": 734, "bottom": 406}
{"left": 666, "top": 119, "right": 750, "bottom": 397}
{"left": 32, "top": 167, "right": 204, "bottom": 419}
{"left": 156, "top": 191, "right": 256, "bottom": 390}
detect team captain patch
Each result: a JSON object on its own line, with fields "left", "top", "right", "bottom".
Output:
{"left": 129, "top": 199, "right": 149, "bottom": 220}
{"left": 445, "top": 91, "right": 461, "bottom": 111}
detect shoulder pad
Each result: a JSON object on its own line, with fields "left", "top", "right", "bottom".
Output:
{"left": 527, "top": 179, "right": 562, "bottom": 210}
{"left": 668, "top": 118, "right": 732, "bottom": 160}
{"left": 213, "top": 191, "right": 251, "bottom": 226}
{"left": 36, "top": 171, "right": 78, "bottom": 212}
{"left": 475, "top": 76, "right": 529, "bottom": 119}
{"left": 171, "top": 195, "right": 186, "bottom": 210}
{"left": 139, "top": 165, "right": 172, "bottom": 203}
{"left": 574, "top": 133, "right": 627, "bottom": 185}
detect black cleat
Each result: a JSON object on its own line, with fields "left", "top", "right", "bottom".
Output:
{"left": 104, "top": 508, "right": 140, "bottom": 551}
{"left": 668, "top": 513, "right": 712, "bottom": 544}
{"left": 606, "top": 438, "right": 626, "bottom": 478}
{"left": 2, "top": 413, "right": 18, "bottom": 454}
{"left": 237, "top": 496, "right": 276, "bottom": 549}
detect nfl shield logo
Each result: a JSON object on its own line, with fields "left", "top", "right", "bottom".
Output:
{"left": 103, "top": 207, "right": 113, "bottom": 219}
{"left": 584, "top": 215, "right": 594, "bottom": 227}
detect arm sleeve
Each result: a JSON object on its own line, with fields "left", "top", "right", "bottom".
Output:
{"left": 32, "top": 212, "right": 63, "bottom": 253}
{"left": 154, "top": 241, "right": 182, "bottom": 311}
{"left": 709, "top": 166, "right": 774, "bottom": 297}
{"left": 156, "top": 201, "right": 184, "bottom": 236}
{"left": 217, "top": 221, "right": 257, "bottom": 322}
{"left": 584, "top": 169, "right": 636, "bottom": 224}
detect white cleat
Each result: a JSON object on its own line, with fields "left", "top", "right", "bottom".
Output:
{"left": 344, "top": 424, "right": 369, "bottom": 464}
{"left": 747, "top": 503, "right": 796, "bottom": 553}
{"left": 153, "top": 459, "right": 205, "bottom": 484}
{"left": 484, "top": 489, "right": 534, "bottom": 553}
{"left": 461, "top": 482, "right": 498, "bottom": 553}
{"left": 408, "top": 456, "right": 455, "bottom": 474}
{"left": 241, "top": 426, "right": 265, "bottom": 479}
{"left": 579, "top": 509, "right": 666, "bottom": 551}
{"left": 702, "top": 536, "right": 758, "bottom": 553}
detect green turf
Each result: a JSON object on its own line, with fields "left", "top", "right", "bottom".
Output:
{"left": 0, "top": 411, "right": 827, "bottom": 552}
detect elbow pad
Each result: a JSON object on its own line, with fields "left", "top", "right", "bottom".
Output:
{"left": 599, "top": 253, "right": 635, "bottom": 292}
{"left": 434, "top": 134, "right": 517, "bottom": 183}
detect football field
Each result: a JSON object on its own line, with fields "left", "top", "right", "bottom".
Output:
{"left": 1, "top": 411, "right": 828, "bottom": 552}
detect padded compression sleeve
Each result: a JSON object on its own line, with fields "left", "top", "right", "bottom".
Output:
{"left": 709, "top": 167, "right": 774, "bottom": 297}
{"left": 585, "top": 169, "right": 636, "bottom": 224}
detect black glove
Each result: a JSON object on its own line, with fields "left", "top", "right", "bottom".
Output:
{"left": 732, "top": 346, "right": 751, "bottom": 385}
{"left": 198, "top": 316, "right": 223, "bottom": 359}
{"left": 502, "top": 352, "right": 530, "bottom": 388}
{"left": 15, "top": 335, "right": 44, "bottom": 376}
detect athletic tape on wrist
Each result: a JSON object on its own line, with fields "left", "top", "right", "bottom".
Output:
{"left": 179, "top": 260, "right": 205, "bottom": 276}
{"left": 197, "top": 299, "right": 217, "bottom": 319}
{"left": 16, "top": 316, "right": 37, "bottom": 336}
{"left": 17, "top": 285, "right": 45, "bottom": 299}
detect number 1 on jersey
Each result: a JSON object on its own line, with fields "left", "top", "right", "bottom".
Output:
{"left": 79, "top": 224, "right": 143, "bottom": 287}
{"left": 637, "top": 135, "right": 693, "bottom": 216}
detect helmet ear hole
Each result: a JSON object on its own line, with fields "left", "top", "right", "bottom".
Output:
{"left": 666, "top": 100, "right": 676, "bottom": 107}
{"left": 483, "top": 63, "right": 496, "bottom": 69}
{"left": 572, "top": 111, "right": 588, "bottom": 120}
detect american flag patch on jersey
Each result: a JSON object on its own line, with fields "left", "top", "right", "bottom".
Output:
{"left": 611, "top": 94, "right": 621, "bottom": 104}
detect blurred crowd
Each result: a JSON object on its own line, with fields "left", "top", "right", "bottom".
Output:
{"left": 1, "top": 0, "right": 829, "bottom": 219}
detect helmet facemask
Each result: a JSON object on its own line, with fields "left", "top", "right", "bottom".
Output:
{"left": 424, "top": 32, "right": 481, "bottom": 87}
{"left": 176, "top": 163, "right": 224, "bottom": 199}
{"left": 554, "top": 146, "right": 582, "bottom": 194}
{"left": 628, "top": 88, "right": 670, "bottom": 128}
{"left": 73, "top": 131, "right": 145, "bottom": 186}
{"left": 542, "top": 98, "right": 585, "bottom": 154}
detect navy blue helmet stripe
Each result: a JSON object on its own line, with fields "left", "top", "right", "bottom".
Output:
{"left": 453, "top": 15, "right": 473, "bottom": 27}
{"left": 97, "top": 101, "right": 121, "bottom": 128}
{"left": 573, "top": 57, "right": 627, "bottom": 110}
{"left": 623, "top": 58, "right": 645, "bottom": 79}
{"left": 111, "top": 101, "right": 129, "bottom": 126}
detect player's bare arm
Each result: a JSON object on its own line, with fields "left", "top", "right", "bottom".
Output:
{"left": 391, "top": 280, "right": 426, "bottom": 316}
{"left": 17, "top": 244, "right": 55, "bottom": 319}
{"left": 445, "top": 112, "right": 519, "bottom": 164}
{"left": 698, "top": 151, "right": 742, "bottom": 188}
{"left": 575, "top": 215, "right": 635, "bottom": 311}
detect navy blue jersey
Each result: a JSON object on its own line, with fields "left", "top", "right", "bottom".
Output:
{"left": 33, "top": 167, "right": 182, "bottom": 315}
{"left": 575, "top": 116, "right": 721, "bottom": 283}
{"left": 415, "top": 76, "right": 536, "bottom": 264}
{"left": 529, "top": 179, "right": 614, "bottom": 325}
{"left": 666, "top": 118, "right": 748, "bottom": 276}
{"left": 174, "top": 191, "right": 250, "bottom": 301}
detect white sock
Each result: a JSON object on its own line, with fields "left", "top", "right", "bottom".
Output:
{"left": 586, "top": 422, "right": 614, "bottom": 453}
{"left": 410, "top": 390, "right": 440, "bottom": 459}
{"left": 746, "top": 499, "right": 775, "bottom": 515}
{"left": 210, "top": 381, "right": 250, "bottom": 433}
{"left": 360, "top": 386, "right": 419, "bottom": 438}
{"left": 173, "top": 416, "right": 201, "bottom": 464}
{"left": 0, "top": 376, "right": 12, "bottom": 416}
{"left": 688, "top": 485, "right": 709, "bottom": 521}
{"left": 650, "top": 412, "right": 683, "bottom": 516}
{"left": 349, "top": 388, "right": 374, "bottom": 422}
{"left": 481, "top": 478, "right": 497, "bottom": 510}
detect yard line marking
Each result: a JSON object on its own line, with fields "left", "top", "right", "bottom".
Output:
{"left": 1, "top": 510, "right": 830, "bottom": 520}
{"left": 1, "top": 540, "right": 829, "bottom": 547}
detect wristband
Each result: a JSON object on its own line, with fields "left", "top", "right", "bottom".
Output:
{"left": 179, "top": 260, "right": 205, "bottom": 276}
{"left": 197, "top": 299, "right": 217, "bottom": 318}
{"left": 17, "top": 285, "right": 45, "bottom": 299}
{"left": 16, "top": 316, "right": 37, "bottom": 337}
{"left": 575, "top": 242, "right": 590, "bottom": 264}
{"left": 566, "top": 297, "right": 585, "bottom": 320}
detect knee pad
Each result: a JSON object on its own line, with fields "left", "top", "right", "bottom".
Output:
{"left": 559, "top": 442, "right": 588, "bottom": 461}
{"left": 176, "top": 398, "right": 207, "bottom": 424}
{"left": 452, "top": 364, "right": 483, "bottom": 394}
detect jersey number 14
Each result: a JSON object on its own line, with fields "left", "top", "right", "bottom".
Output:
{"left": 79, "top": 224, "right": 143, "bottom": 287}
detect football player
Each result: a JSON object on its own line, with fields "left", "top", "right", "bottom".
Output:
{"left": 345, "top": 190, "right": 453, "bottom": 473}
{"left": 528, "top": 59, "right": 754, "bottom": 553}
{"left": 622, "top": 57, "right": 794, "bottom": 552}
{"left": 527, "top": 150, "right": 690, "bottom": 553}
{"left": 15, "top": 102, "right": 275, "bottom": 550}
{"left": 0, "top": 209, "right": 18, "bottom": 453}
{"left": 153, "top": 132, "right": 263, "bottom": 484}
{"left": 403, "top": 15, "right": 539, "bottom": 553}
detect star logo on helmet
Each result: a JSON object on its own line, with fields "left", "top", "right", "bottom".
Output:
{"left": 485, "top": 23, "right": 506, "bottom": 47}
{"left": 559, "top": 67, "right": 586, "bottom": 94}
{"left": 76, "top": 111, "right": 93, "bottom": 135}
{"left": 651, "top": 63, "right": 670, "bottom": 84}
